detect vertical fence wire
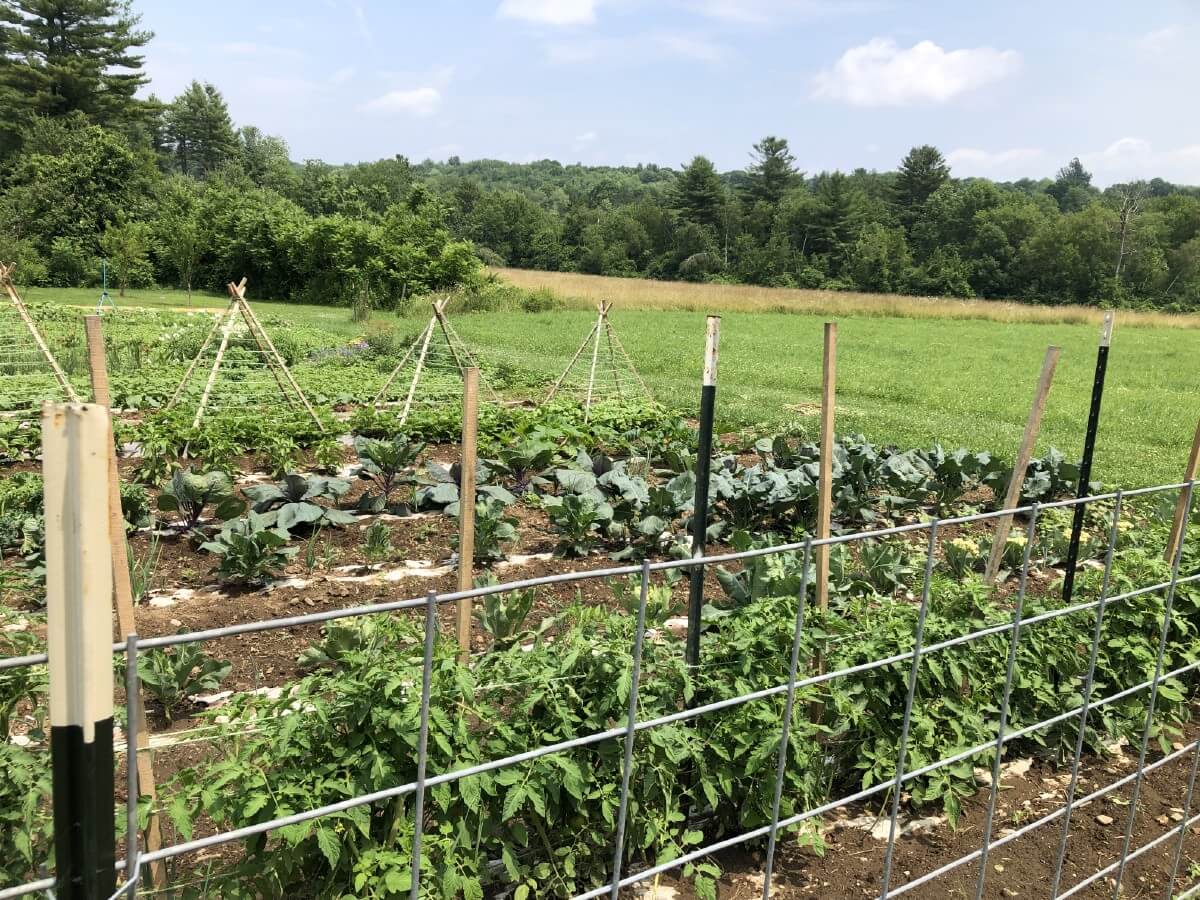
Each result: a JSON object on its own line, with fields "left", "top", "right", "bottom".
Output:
{"left": 1049, "top": 492, "right": 1124, "bottom": 898}
{"left": 123, "top": 633, "right": 140, "bottom": 898}
{"left": 409, "top": 591, "right": 438, "bottom": 900}
{"left": 975, "top": 506, "right": 1041, "bottom": 899}
{"left": 761, "top": 539, "right": 813, "bottom": 900}
{"left": 879, "top": 521, "right": 941, "bottom": 899}
{"left": 1111, "top": 481, "right": 1194, "bottom": 898}
{"left": 1165, "top": 737, "right": 1200, "bottom": 900}
{"left": 608, "top": 561, "right": 651, "bottom": 899}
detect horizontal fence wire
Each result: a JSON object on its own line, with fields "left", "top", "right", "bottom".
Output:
{"left": 1, "top": 480, "right": 1198, "bottom": 899}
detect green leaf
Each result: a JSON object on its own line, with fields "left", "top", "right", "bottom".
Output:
{"left": 315, "top": 826, "right": 341, "bottom": 869}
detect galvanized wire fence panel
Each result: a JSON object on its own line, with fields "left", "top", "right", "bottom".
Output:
{"left": 3, "top": 481, "right": 1200, "bottom": 899}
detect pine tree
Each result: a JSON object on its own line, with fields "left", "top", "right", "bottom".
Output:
{"left": 164, "top": 80, "right": 238, "bottom": 178}
{"left": 672, "top": 155, "right": 725, "bottom": 230}
{"left": 746, "top": 135, "right": 798, "bottom": 205}
{"left": 893, "top": 144, "right": 950, "bottom": 227}
{"left": 0, "top": 0, "right": 152, "bottom": 147}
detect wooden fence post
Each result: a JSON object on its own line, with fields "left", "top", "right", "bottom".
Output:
{"left": 1165, "top": 420, "right": 1200, "bottom": 564}
{"left": 83, "top": 317, "right": 165, "bottom": 884}
{"left": 815, "top": 323, "right": 837, "bottom": 613}
{"left": 44, "top": 402, "right": 116, "bottom": 898}
{"left": 457, "top": 368, "right": 480, "bottom": 663}
{"left": 984, "top": 346, "right": 1061, "bottom": 584}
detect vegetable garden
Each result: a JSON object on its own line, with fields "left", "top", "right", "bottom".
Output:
{"left": 1, "top": 295, "right": 1200, "bottom": 899}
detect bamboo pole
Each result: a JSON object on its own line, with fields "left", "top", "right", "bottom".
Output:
{"left": 583, "top": 302, "right": 607, "bottom": 421}
{"left": 815, "top": 323, "right": 837, "bottom": 613}
{"left": 166, "top": 304, "right": 226, "bottom": 410}
{"left": 373, "top": 334, "right": 421, "bottom": 406}
{"left": 236, "top": 284, "right": 324, "bottom": 430}
{"left": 1, "top": 264, "right": 79, "bottom": 402}
{"left": 984, "top": 346, "right": 1061, "bottom": 584}
{"left": 432, "top": 298, "right": 468, "bottom": 377}
{"left": 400, "top": 317, "right": 436, "bottom": 425}
{"left": 235, "top": 284, "right": 292, "bottom": 409}
{"left": 1165, "top": 420, "right": 1200, "bottom": 564}
{"left": 192, "top": 301, "right": 239, "bottom": 430}
{"left": 84, "top": 317, "right": 166, "bottom": 884}
{"left": 546, "top": 315, "right": 601, "bottom": 403}
{"left": 457, "top": 368, "right": 480, "bottom": 664}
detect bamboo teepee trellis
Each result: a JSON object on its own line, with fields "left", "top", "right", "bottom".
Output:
{"left": 0, "top": 262, "right": 79, "bottom": 414}
{"left": 166, "top": 278, "right": 323, "bottom": 431}
{"left": 546, "top": 301, "right": 649, "bottom": 419}
{"left": 374, "top": 298, "right": 499, "bottom": 424}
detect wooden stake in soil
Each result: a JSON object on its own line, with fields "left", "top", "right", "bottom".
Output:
{"left": 84, "top": 317, "right": 166, "bottom": 885}
{"left": 1165, "top": 419, "right": 1200, "bottom": 564}
{"left": 984, "top": 346, "right": 1061, "bottom": 584}
{"left": 815, "top": 323, "right": 837, "bottom": 613}
{"left": 457, "top": 368, "right": 480, "bottom": 664}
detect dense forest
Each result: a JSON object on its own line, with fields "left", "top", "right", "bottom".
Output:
{"left": 2, "top": 1, "right": 1199, "bottom": 311}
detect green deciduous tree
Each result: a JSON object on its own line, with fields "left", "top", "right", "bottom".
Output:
{"left": 99, "top": 218, "right": 151, "bottom": 295}
{"left": 1047, "top": 157, "right": 1096, "bottom": 213}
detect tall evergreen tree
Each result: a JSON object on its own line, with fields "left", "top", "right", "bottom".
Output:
{"left": 164, "top": 80, "right": 237, "bottom": 178}
{"left": 1047, "top": 156, "right": 1096, "bottom": 213}
{"left": 745, "top": 135, "right": 798, "bottom": 205}
{"left": 893, "top": 144, "right": 950, "bottom": 226}
{"left": 672, "top": 155, "right": 725, "bottom": 230}
{"left": 0, "top": 0, "right": 151, "bottom": 149}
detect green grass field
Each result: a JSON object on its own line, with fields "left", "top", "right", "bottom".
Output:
{"left": 20, "top": 284, "right": 1200, "bottom": 487}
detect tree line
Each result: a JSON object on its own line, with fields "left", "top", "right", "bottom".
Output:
{"left": 1, "top": 1, "right": 1198, "bottom": 311}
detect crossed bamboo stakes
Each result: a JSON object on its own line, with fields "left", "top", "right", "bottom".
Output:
{"left": 166, "top": 278, "right": 323, "bottom": 431}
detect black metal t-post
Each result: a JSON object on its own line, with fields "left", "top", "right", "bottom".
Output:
{"left": 686, "top": 316, "right": 720, "bottom": 667}
{"left": 1062, "top": 311, "right": 1114, "bottom": 603}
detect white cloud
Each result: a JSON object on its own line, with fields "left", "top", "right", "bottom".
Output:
{"left": 572, "top": 130, "right": 598, "bottom": 151}
{"left": 812, "top": 38, "right": 1021, "bottom": 106}
{"left": 1135, "top": 25, "right": 1181, "bottom": 53}
{"left": 691, "top": 0, "right": 876, "bottom": 24}
{"left": 946, "top": 147, "right": 1045, "bottom": 175}
{"left": 1080, "top": 137, "right": 1200, "bottom": 186}
{"left": 330, "top": 66, "right": 356, "bottom": 85}
{"left": 498, "top": 0, "right": 597, "bottom": 26}
{"left": 362, "top": 87, "right": 442, "bottom": 116}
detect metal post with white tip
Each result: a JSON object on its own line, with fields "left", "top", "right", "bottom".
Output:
{"left": 43, "top": 403, "right": 116, "bottom": 898}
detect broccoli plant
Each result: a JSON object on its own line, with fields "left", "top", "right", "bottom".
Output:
{"left": 455, "top": 497, "right": 518, "bottom": 564}
{"left": 137, "top": 636, "right": 231, "bottom": 722}
{"left": 200, "top": 512, "right": 297, "bottom": 584}
{"left": 244, "top": 473, "right": 356, "bottom": 537}
{"left": 156, "top": 467, "right": 245, "bottom": 530}
{"left": 352, "top": 435, "right": 425, "bottom": 512}
{"left": 544, "top": 493, "right": 613, "bottom": 558}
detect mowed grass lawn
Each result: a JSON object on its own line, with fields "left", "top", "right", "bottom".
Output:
{"left": 455, "top": 309, "right": 1198, "bottom": 489}
{"left": 20, "top": 283, "right": 1200, "bottom": 487}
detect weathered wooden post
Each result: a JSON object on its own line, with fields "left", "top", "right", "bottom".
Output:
{"left": 457, "top": 368, "right": 480, "bottom": 663}
{"left": 984, "top": 346, "right": 1060, "bottom": 584}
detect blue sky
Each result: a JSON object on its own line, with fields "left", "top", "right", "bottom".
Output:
{"left": 139, "top": 0, "right": 1200, "bottom": 185}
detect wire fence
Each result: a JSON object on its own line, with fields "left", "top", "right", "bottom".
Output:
{"left": 3, "top": 481, "right": 1200, "bottom": 899}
